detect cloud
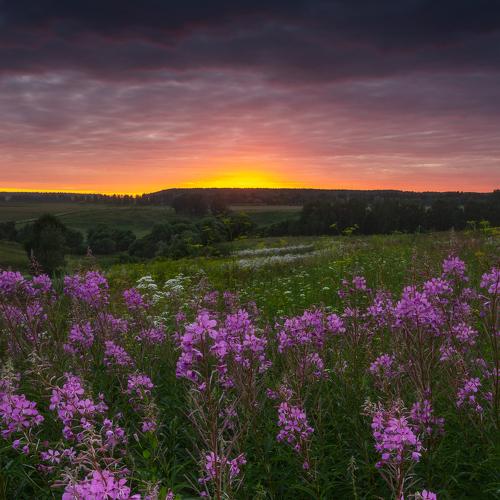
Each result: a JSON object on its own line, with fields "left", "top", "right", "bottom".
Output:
{"left": 0, "top": 0, "right": 499, "bottom": 192}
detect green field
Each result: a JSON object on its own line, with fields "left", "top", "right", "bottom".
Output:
{"left": 1, "top": 229, "right": 499, "bottom": 499}
{"left": 0, "top": 202, "right": 305, "bottom": 270}
{"left": 0, "top": 202, "right": 299, "bottom": 234}
{"left": 108, "top": 231, "right": 499, "bottom": 318}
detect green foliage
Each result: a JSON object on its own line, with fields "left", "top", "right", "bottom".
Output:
{"left": 87, "top": 224, "right": 136, "bottom": 254}
{"left": 0, "top": 221, "right": 17, "bottom": 241}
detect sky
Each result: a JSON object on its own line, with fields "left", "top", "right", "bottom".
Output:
{"left": 0, "top": 0, "right": 499, "bottom": 194}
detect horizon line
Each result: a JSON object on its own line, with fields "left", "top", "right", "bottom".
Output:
{"left": 0, "top": 186, "right": 497, "bottom": 196}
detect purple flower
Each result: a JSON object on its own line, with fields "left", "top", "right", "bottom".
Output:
{"left": 0, "top": 271, "right": 27, "bottom": 297}
{"left": 40, "top": 449, "right": 61, "bottom": 464}
{"left": 410, "top": 400, "right": 444, "bottom": 436}
{"left": 123, "top": 288, "right": 148, "bottom": 310}
{"left": 418, "top": 490, "right": 437, "bottom": 500}
{"left": 395, "top": 286, "right": 441, "bottom": 329}
{"left": 137, "top": 327, "right": 166, "bottom": 345}
{"left": 369, "top": 353, "right": 398, "bottom": 380}
{"left": 64, "top": 271, "right": 109, "bottom": 308}
{"left": 62, "top": 469, "right": 140, "bottom": 500}
{"left": 278, "top": 309, "right": 327, "bottom": 352}
{"left": 176, "top": 312, "right": 217, "bottom": 382}
{"left": 0, "top": 393, "right": 44, "bottom": 439}
{"left": 326, "top": 313, "right": 346, "bottom": 335}
{"left": 371, "top": 405, "right": 422, "bottom": 468}
{"left": 480, "top": 267, "right": 500, "bottom": 295}
{"left": 277, "top": 402, "right": 314, "bottom": 454}
{"left": 199, "top": 451, "right": 246, "bottom": 485}
{"left": 64, "top": 322, "right": 94, "bottom": 355}
{"left": 456, "top": 377, "right": 484, "bottom": 413}
{"left": 126, "top": 374, "right": 154, "bottom": 400}
{"left": 442, "top": 255, "right": 467, "bottom": 279}
{"left": 104, "top": 341, "right": 134, "bottom": 368}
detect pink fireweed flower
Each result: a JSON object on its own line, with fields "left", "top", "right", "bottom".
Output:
{"left": 417, "top": 490, "right": 437, "bottom": 500}
{"left": 49, "top": 373, "right": 107, "bottom": 439}
{"left": 395, "top": 286, "right": 442, "bottom": 330}
{"left": 104, "top": 341, "right": 134, "bottom": 368}
{"left": 456, "top": 377, "right": 484, "bottom": 413}
{"left": 326, "top": 313, "right": 346, "bottom": 335}
{"left": 442, "top": 255, "right": 467, "bottom": 280}
{"left": 452, "top": 322, "right": 478, "bottom": 346}
{"left": 141, "top": 419, "right": 157, "bottom": 433}
{"left": 410, "top": 400, "right": 444, "bottom": 436}
{"left": 199, "top": 451, "right": 246, "bottom": 485}
{"left": 304, "top": 352, "right": 326, "bottom": 378}
{"left": 97, "top": 313, "right": 129, "bottom": 338}
{"left": 0, "top": 271, "right": 27, "bottom": 297}
{"left": 367, "top": 290, "right": 395, "bottom": 328}
{"left": 218, "top": 309, "right": 270, "bottom": 371}
{"left": 40, "top": 449, "right": 61, "bottom": 464}
{"left": 64, "top": 271, "right": 109, "bottom": 308}
{"left": 369, "top": 353, "right": 398, "bottom": 380}
{"left": 62, "top": 469, "right": 140, "bottom": 500}
{"left": 176, "top": 312, "right": 217, "bottom": 382}
{"left": 352, "top": 276, "right": 368, "bottom": 291}
{"left": 371, "top": 407, "right": 423, "bottom": 468}
{"left": 480, "top": 267, "right": 500, "bottom": 295}
{"left": 0, "top": 392, "right": 44, "bottom": 439}
{"left": 31, "top": 273, "right": 53, "bottom": 295}
{"left": 64, "top": 322, "right": 94, "bottom": 355}
{"left": 277, "top": 309, "right": 327, "bottom": 352}
{"left": 277, "top": 402, "right": 314, "bottom": 456}
{"left": 123, "top": 288, "right": 148, "bottom": 310}
{"left": 136, "top": 327, "right": 166, "bottom": 345}
{"left": 126, "top": 374, "right": 154, "bottom": 400}
{"left": 423, "top": 278, "right": 453, "bottom": 300}
{"left": 101, "top": 418, "right": 127, "bottom": 449}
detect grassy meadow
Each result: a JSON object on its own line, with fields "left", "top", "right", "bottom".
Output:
{"left": 0, "top": 203, "right": 499, "bottom": 499}
{"left": 0, "top": 202, "right": 302, "bottom": 271}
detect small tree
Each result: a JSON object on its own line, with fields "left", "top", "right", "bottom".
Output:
{"left": 25, "top": 214, "right": 67, "bottom": 274}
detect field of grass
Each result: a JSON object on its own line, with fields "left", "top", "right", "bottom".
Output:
{"left": 0, "top": 201, "right": 299, "bottom": 236}
{"left": 0, "top": 240, "right": 30, "bottom": 272}
{"left": 0, "top": 202, "right": 304, "bottom": 271}
{"left": 0, "top": 202, "right": 177, "bottom": 236}
{"left": 0, "top": 230, "right": 498, "bottom": 499}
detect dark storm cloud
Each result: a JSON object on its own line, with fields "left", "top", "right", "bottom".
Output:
{"left": 1, "top": 0, "right": 500, "bottom": 80}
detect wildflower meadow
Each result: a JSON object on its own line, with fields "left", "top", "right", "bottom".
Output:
{"left": 0, "top": 235, "right": 499, "bottom": 499}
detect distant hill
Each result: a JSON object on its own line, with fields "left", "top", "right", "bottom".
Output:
{"left": 0, "top": 188, "right": 497, "bottom": 207}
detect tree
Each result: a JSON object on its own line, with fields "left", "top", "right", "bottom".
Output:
{"left": 24, "top": 214, "right": 67, "bottom": 274}
{"left": 171, "top": 193, "right": 208, "bottom": 216}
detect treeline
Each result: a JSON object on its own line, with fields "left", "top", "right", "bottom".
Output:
{"left": 264, "top": 194, "right": 500, "bottom": 236}
{"left": 127, "top": 212, "right": 253, "bottom": 260}
{"left": 2, "top": 188, "right": 498, "bottom": 208}
{"left": 4, "top": 211, "right": 255, "bottom": 274}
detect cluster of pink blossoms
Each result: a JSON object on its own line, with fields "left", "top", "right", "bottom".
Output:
{"left": 176, "top": 309, "right": 270, "bottom": 386}
{"left": 63, "top": 469, "right": 141, "bottom": 500}
{"left": 0, "top": 392, "right": 44, "bottom": 448}
{"left": 277, "top": 402, "right": 314, "bottom": 468}
{"left": 123, "top": 287, "right": 149, "bottom": 310}
{"left": 369, "top": 353, "right": 398, "bottom": 379}
{"left": 64, "top": 271, "right": 109, "bottom": 308}
{"left": 104, "top": 341, "right": 134, "bottom": 368}
{"left": 49, "top": 373, "right": 108, "bottom": 440}
{"left": 199, "top": 451, "right": 247, "bottom": 485}
{"left": 64, "top": 322, "right": 95, "bottom": 355}
{"left": 371, "top": 408, "right": 423, "bottom": 468}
